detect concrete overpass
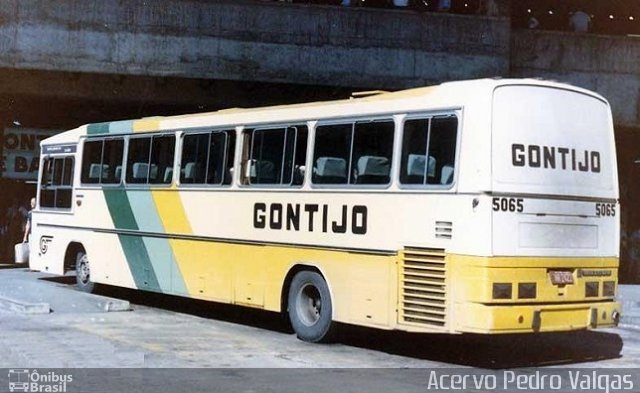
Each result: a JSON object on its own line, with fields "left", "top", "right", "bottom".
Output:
{"left": 1, "top": 0, "right": 637, "bottom": 127}
{"left": 0, "top": 0, "right": 509, "bottom": 126}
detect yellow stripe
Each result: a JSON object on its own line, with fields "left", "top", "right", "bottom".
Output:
{"left": 133, "top": 118, "right": 162, "bottom": 133}
{"left": 151, "top": 190, "right": 192, "bottom": 234}
{"left": 151, "top": 189, "right": 198, "bottom": 295}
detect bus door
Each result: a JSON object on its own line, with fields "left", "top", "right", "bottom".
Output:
{"left": 31, "top": 145, "right": 77, "bottom": 273}
{"left": 39, "top": 154, "right": 76, "bottom": 212}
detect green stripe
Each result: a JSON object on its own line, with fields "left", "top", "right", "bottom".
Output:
{"left": 103, "top": 188, "right": 161, "bottom": 291}
{"left": 128, "top": 190, "right": 187, "bottom": 294}
{"left": 87, "top": 120, "right": 134, "bottom": 135}
{"left": 87, "top": 122, "right": 110, "bottom": 135}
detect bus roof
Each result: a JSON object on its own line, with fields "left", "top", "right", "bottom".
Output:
{"left": 41, "top": 78, "right": 607, "bottom": 145}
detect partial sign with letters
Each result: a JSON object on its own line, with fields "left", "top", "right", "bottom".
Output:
{"left": 0, "top": 127, "right": 59, "bottom": 180}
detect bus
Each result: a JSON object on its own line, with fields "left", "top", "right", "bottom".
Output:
{"left": 29, "top": 78, "right": 621, "bottom": 342}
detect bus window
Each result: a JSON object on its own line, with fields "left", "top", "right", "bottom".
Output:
{"left": 102, "top": 139, "right": 124, "bottom": 184}
{"left": 81, "top": 140, "right": 104, "bottom": 184}
{"left": 80, "top": 138, "right": 124, "bottom": 185}
{"left": 428, "top": 117, "right": 458, "bottom": 185}
{"left": 312, "top": 124, "right": 351, "bottom": 184}
{"left": 206, "top": 132, "right": 226, "bottom": 185}
{"left": 250, "top": 128, "right": 285, "bottom": 184}
{"left": 180, "top": 130, "right": 233, "bottom": 186}
{"left": 223, "top": 131, "right": 236, "bottom": 185}
{"left": 313, "top": 120, "right": 394, "bottom": 185}
{"left": 126, "top": 137, "right": 152, "bottom": 184}
{"left": 290, "top": 127, "right": 307, "bottom": 186}
{"left": 351, "top": 121, "right": 394, "bottom": 185}
{"left": 126, "top": 135, "right": 176, "bottom": 184}
{"left": 149, "top": 135, "right": 175, "bottom": 184}
{"left": 400, "top": 115, "right": 458, "bottom": 186}
{"left": 181, "top": 133, "right": 209, "bottom": 184}
{"left": 244, "top": 126, "right": 307, "bottom": 186}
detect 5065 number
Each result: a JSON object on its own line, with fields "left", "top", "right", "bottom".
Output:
{"left": 492, "top": 198, "right": 524, "bottom": 213}
{"left": 596, "top": 203, "right": 616, "bottom": 217}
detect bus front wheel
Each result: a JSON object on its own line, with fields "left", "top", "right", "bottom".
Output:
{"left": 287, "top": 271, "right": 336, "bottom": 343}
{"left": 75, "top": 250, "right": 96, "bottom": 293}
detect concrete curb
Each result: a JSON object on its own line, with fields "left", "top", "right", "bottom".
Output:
{"left": 0, "top": 295, "right": 50, "bottom": 314}
{"left": 93, "top": 296, "right": 131, "bottom": 312}
{"left": 0, "top": 263, "right": 28, "bottom": 270}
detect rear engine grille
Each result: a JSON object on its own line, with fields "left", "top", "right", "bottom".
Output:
{"left": 399, "top": 247, "right": 447, "bottom": 328}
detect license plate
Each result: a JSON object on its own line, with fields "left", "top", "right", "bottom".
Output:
{"left": 549, "top": 271, "right": 574, "bottom": 285}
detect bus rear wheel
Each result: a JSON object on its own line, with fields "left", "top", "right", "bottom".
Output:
{"left": 287, "top": 271, "right": 336, "bottom": 343}
{"left": 75, "top": 250, "right": 96, "bottom": 293}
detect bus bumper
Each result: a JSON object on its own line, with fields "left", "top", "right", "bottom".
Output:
{"left": 454, "top": 301, "right": 621, "bottom": 334}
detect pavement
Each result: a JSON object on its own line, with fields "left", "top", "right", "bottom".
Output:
{"left": 1, "top": 264, "right": 637, "bottom": 327}
{"left": 619, "top": 284, "right": 640, "bottom": 328}
{"left": 0, "top": 265, "right": 637, "bottom": 370}
{"left": 0, "top": 265, "right": 131, "bottom": 314}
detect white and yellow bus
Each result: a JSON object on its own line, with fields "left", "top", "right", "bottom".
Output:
{"left": 30, "top": 78, "right": 621, "bottom": 342}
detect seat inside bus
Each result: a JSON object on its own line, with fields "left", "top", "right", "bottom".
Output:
{"left": 313, "top": 157, "right": 347, "bottom": 184}
{"left": 132, "top": 162, "right": 158, "bottom": 180}
{"left": 89, "top": 163, "right": 109, "bottom": 181}
{"left": 247, "top": 159, "right": 276, "bottom": 184}
{"left": 355, "top": 155, "right": 390, "bottom": 184}
{"left": 406, "top": 154, "right": 435, "bottom": 183}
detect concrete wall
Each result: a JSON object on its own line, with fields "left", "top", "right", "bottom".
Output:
{"left": 0, "top": 0, "right": 509, "bottom": 89}
{"left": 511, "top": 30, "right": 640, "bottom": 128}
{"left": 0, "top": 1, "right": 637, "bottom": 122}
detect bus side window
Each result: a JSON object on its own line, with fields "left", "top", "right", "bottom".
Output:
{"left": 207, "top": 132, "right": 226, "bottom": 185}
{"left": 126, "top": 137, "right": 151, "bottom": 184}
{"left": 400, "top": 115, "right": 458, "bottom": 186}
{"left": 81, "top": 138, "right": 124, "bottom": 185}
{"left": 223, "top": 131, "right": 236, "bottom": 185}
{"left": 102, "top": 139, "right": 124, "bottom": 184}
{"left": 181, "top": 130, "right": 235, "bottom": 186}
{"left": 290, "top": 126, "right": 308, "bottom": 186}
{"left": 428, "top": 117, "right": 458, "bottom": 185}
{"left": 312, "top": 124, "right": 351, "bottom": 184}
{"left": 81, "top": 140, "right": 104, "bottom": 184}
{"left": 181, "top": 133, "right": 209, "bottom": 184}
{"left": 313, "top": 121, "right": 393, "bottom": 186}
{"left": 149, "top": 135, "right": 175, "bottom": 185}
{"left": 351, "top": 120, "right": 394, "bottom": 185}
{"left": 243, "top": 125, "right": 307, "bottom": 186}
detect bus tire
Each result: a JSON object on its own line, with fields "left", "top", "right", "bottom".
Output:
{"left": 287, "top": 271, "right": 336, "bottom": 343}
{"left": 75, "top": 250, "right": 96, "bottom": 293}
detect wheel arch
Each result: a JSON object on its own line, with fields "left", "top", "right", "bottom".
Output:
{"left": 63, "top": 241, "right": 85, "bottom": 273}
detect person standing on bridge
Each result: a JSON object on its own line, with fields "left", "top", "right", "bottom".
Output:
{"left": 569, "top": 9, "right": 591, "bottom": 33}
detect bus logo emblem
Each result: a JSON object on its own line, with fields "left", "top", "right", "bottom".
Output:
{"left": 39, "top": 236, "right": 53, "bottom": 254}
{"left": 8, "top": 369, "right": 30, "bottom": 392}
